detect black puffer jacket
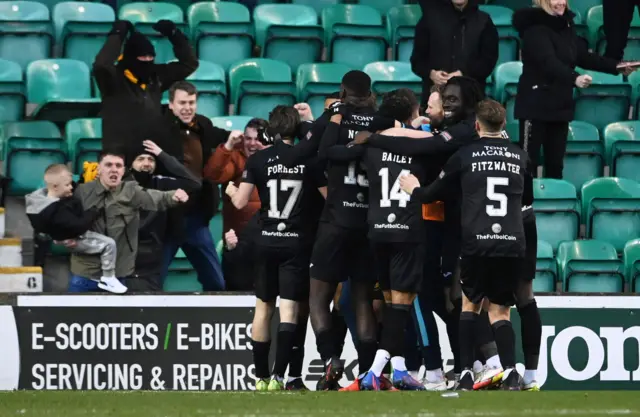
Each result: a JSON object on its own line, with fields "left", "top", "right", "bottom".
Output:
{"left": 513, "top": 7, "right": 619, "bottom": 122}
{"left": 411, "top": 0, "right": 498, "bottom": 93}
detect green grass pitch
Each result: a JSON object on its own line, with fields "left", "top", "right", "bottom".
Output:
{"left": 1, "top": 391, "right": 640, "bottom": 417}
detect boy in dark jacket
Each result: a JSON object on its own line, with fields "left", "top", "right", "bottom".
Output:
{"left": 26, "top": 164, "right": 127, "bottom": 294}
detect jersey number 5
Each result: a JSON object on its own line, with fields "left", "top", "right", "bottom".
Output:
{"left": 379, "top": 168, "right": 411, "bottom": 208}
{"left": 486, "top": 176, "right": 508, "bottom": 217}
{"left": 267, "top": 179, "right": 302, "bottom": 219}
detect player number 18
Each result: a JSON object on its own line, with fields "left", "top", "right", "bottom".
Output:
{"left": 486, "top": 176, "right": 508, "bottom": 217}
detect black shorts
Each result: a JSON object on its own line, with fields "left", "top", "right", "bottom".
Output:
{"left": 373, "top": 242, "right": 425, "bottom": 293}
{"left": 460, "top": 256, "right": 522, "bottom": 307}
{"left": 521, "top": 213, "right": 537, "bottom": 282}
{"left": 310, "top": 222, "right": 374, "bottom": 284}
{"left": 255, "top": 245, "right": 310, "bottom": 302}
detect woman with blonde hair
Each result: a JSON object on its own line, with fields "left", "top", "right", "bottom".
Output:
{"left": 512, "top": 0, "right": 633, "bottom": 179}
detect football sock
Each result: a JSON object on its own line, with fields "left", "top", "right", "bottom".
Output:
{"left": 459, "top": 311, "right": 479, "bottom": 370}
{"left": 477, "top": 311, "right": 499, "bottom": 360}
{"left": 473, "top": 360, "right": 484, "bottom": 375}
{"left": 331, "top": 308, "right": 348, "bottom": 357}
{"left": 486, "top": 354, "right": 502, "bottom": 370}
{"left": 316, "top": 329, "right": 335, "bottom": 363}
{"left": 357, "top": 339, "right": 378, "bottom": 371}
{"left": 273, "top": 322, "right": 296, "bottom": 378}
{"left": 492, "top": 320, "right": 516, "bottom": 369}
{"left": 251, "top": 339, "right": 271, "bottom": 379}
{"left": 426, "top": 369, "right": 445, "bottom": 383}
{"left": 390, "top": 356, "right": 407, "bottom": 372}
{"left": 518, "top": 300, "right": 542, "bottom": 371}
{"left": 447, "top": 299, "right": 462, "bottom": 373}
{"left": 370, "top": 349, "right": 391, "bottom": 377}
{"left": 524, "top": 369, "right": 537, "bottom": 385}
{"left": 288, "top": 319, "right": 307, "bottom": 378}
{"left": 379, "top": 304, "right": 411, "bottom": 356}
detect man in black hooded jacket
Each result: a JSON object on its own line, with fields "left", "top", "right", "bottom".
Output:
{"left": 127, "top": 140, "right": 201, "bottom": 291}
{"left": 93, "top": 19, "right": 198, "bottom": 171}
{"left": 411, "top": 0, "right": 498, "bottom": 106}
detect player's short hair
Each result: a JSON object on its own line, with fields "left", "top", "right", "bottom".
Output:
{"left": 341, "top": 70, "right": 377, "bottom": 109}
{"left": 169, "top": 80, "right": 197, "bottom": 102}
{"left": 446, "top": 76, "right": 485, "bottom": 110}
{"left": 43, "top": 164, "right": 70, "bottom": 184}
{"left": 267, "top": 105, "right": 300, "bottom": 140}
{"left": 429, "top": 84, "right": 444, "bottom": 95}
{"left": 379, "top": 91, "right": 414, "bottom": 125}
{"left": 245, "top": 117, "right": 269, "bottom": 132}
{"left": 475, "top": 99, "right": 506, "bottom": 133}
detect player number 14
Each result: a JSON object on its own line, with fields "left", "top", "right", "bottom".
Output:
{"left": 486, "top": 176, "right": 508, "bottom": 217}
{"left": 379, "top": 168, "right": 411, "bottom": 208}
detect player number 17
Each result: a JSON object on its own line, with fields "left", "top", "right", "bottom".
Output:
{"left": 486, "top": 176, "right": 508, "bottom": 217}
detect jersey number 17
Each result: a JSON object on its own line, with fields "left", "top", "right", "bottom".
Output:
{"left": 267, "top": 179, "right": 302, "bottom": 219}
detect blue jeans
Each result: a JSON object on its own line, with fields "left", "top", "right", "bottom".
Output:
{"left": 68, "top": 274, "right": 125, "bottom": 292}
{"left": 161, "top": 213, "right": 225, "bottom": 291}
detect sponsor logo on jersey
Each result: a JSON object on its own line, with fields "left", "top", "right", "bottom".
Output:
{"left": 472, "top": 146, "right": 521, "bottom": 160}
{"left": 261, "top": 230, "right": 300, "bottom": 238}
{"left": 475, "top": 233, "right": 517, "bottom": 241}
{"left": 374, "top": 223, "right": 410, "bottom": 230}
{"left": 441, "top": 131, "right": 453, "bottom": 141}
{"left": 342, "top": 201, "right": 368, "bottom": 209}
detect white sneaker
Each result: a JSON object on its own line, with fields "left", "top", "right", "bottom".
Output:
{"left": 523, "top": 381, "right": 540, "bottom": 391}
{"left": 98, "top": 276, "right": 128, "bottom": 294}
{"left": 423, "top": 379, "right": 448, "bottom": 391}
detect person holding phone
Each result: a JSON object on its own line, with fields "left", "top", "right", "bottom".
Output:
{"left": 513, "top": 0, "right": 634, "bottom": 179}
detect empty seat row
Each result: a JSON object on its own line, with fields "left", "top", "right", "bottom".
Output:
{"left": 536, "top": 239, "right": 640, "bottom": 294}
{"left": 533, "top": 178, "right": 640, "bottom": 254}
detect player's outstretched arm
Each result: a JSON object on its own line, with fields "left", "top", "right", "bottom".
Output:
{"left": 380, "top": 127, "right": 433, "bottom": 138}
{"left": 401, "top": 154, "right": 463, "bottom": 202}
{"left": 317, "top": 113, "right": 344, "bottom": 160}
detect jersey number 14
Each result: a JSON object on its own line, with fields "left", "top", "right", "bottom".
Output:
{"left": 379, "top": 168, "right": 411, "bottom": 208}
{"left": 267, "top": 179, "right": 302, "bottom": 219}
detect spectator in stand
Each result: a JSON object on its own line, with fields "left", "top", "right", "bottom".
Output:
{"left": 128, "top": 140, "right": 202, "bottom": 291}
{"left": 205, "top": 118, "right": 268, "bottom": 290}
{"left": 411, "top": 0, "right": 498, "bottom": 106}
{"left": 205, "top": 118, "right": 268, "bottom": 236}
{"left": 513, "top": 0, "right": 634, "bottom": 179}
{"left": 64, "top": 151, "right": 189, "bottom": 292}
{"left": 93, "top": 20, "right": 198, "bottom": 168}
{"left": 160, "top": 81, "right": 242, "bottom": 291}
{"left": 603, "top": 0, "right": 639, "bottom": 61}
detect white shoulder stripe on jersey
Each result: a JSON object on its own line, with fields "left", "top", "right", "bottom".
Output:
{"left": 522, "top": 205, "right": 532, "bottom": 211}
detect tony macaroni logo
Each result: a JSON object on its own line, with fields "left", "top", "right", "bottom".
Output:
{"left": 527, "top": 325, "right": 640, "bottom": 388}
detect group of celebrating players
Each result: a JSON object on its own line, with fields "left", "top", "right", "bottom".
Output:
{"left": 225, "top": 70, "right": 542, "bottom": 392}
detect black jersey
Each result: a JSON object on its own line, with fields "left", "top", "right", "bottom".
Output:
{"left": 364, "top": 147, "right": 426, "bottom": 243}
{"left": 318, "top": 109, "right": 395, "bottom": 230}
{"left": 242, "top": 141, "right": 322, "bottom": 248}
{"left": 412, "top": 138, "right": 532, "bottom": 258}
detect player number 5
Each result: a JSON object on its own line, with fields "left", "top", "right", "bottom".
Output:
{"left": 486, "top": 176, "right": 508, "bottom": 217}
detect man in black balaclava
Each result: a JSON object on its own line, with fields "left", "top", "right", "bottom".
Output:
{"left": 126, "top": 140, "right": 201, "bottom": 291}
{"left": 93, "top": 20, "right": 198, "bottom": 173}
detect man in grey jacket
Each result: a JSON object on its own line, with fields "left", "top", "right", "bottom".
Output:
{"left": 66, "top": 150, "right": 189, "bottom": 292}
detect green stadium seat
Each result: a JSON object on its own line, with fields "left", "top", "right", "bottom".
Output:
{"left": 562, "top": 120, "right": 604, "bottom": 191}
{"left": 486, "top": 0, "right": 530, "bottom": 11}
{"left": 0, "top": 1, "right": 53, "bottom": 69}
{"left": 571, "top": 0, "right": 602, "bottom": 25}
{"left": 532, "top": 179, "right": 580, "bottom": 252}
{"left": 228, "top": 58, "right": 296, "bottom": 119}
{"left": 119, "top": 2, "right": 185, "bottom": 64}
{"left": 65, "top": 118, "right": 101, "bottom": 174}
{"left": 534, "top": 240, "right": 556, "bottom": 292}
{"left": 291, "top": 0, "right": 338, "bottom": 15}
{"left": 364, "top": 61, "right": 421, "bottom": 101}
{"left": 163, "top": 269, "right": 203, "bottom": 292}
{"left": 185, "top": 60, "right": 226, "bottom": 118}
{"left": 557, "top": 239, "right": 624, "bottom": 293}
{"left": 188, "top": 2, "right": 253, "bottom": 72}
{"left": 323, "top": 5, "right": 387, "bottom": 69}
{"left": 387, "top": 5, "right": 420, "bottom": 62}
{"left": 603, "top": 121, "right": 640, "bottom": 182}
{"left": 26, "top": 59, "right": 100, "bottom": 124}
{"left": 493, "top": 61, "right": 521, "bottom": 122}
{"left": 209, "top": 214, "right": 223, "bottom": 245}
{"left": 53, "top": 2, "right": 115, "bottom": 68}
{"left": 587, "top": 5, "right": 640, "bottom": 60}
{"left": 1, "top": 121, "right": 67, "bottom": 195}
{"left": 359, "top": 0, "right": 406, "bottom": 15}
{"left": 582, "top": 177, "right": 640, "bottom": 253}
{"left": 0, "top": 58, "right": 25, "bottom": 122}
{"left": 624, "top": 239, "right": 640, "bottom": 292}
{"left": 503, "top": 121, "right": 519, "bottom": 144}
{"left": 573, "top": 69, "right": 631, "bottom": 133}
{"left": 211, "top": 116, "right": 255, "bottom": 131}
{"left": 253, "top": 4, "right": 323, "bottom": 74}
{"left": 479, "top": 5, "right": 518, "bottom": 66}
{"left": 297, "top": 62, "right": 349, "bottom": 119}
{"left": 169, "top": 248, "right": 192, "bottom": 270}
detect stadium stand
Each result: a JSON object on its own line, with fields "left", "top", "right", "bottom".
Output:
{"left": 2, "top": 0, "right": 640, "bottom": 296}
